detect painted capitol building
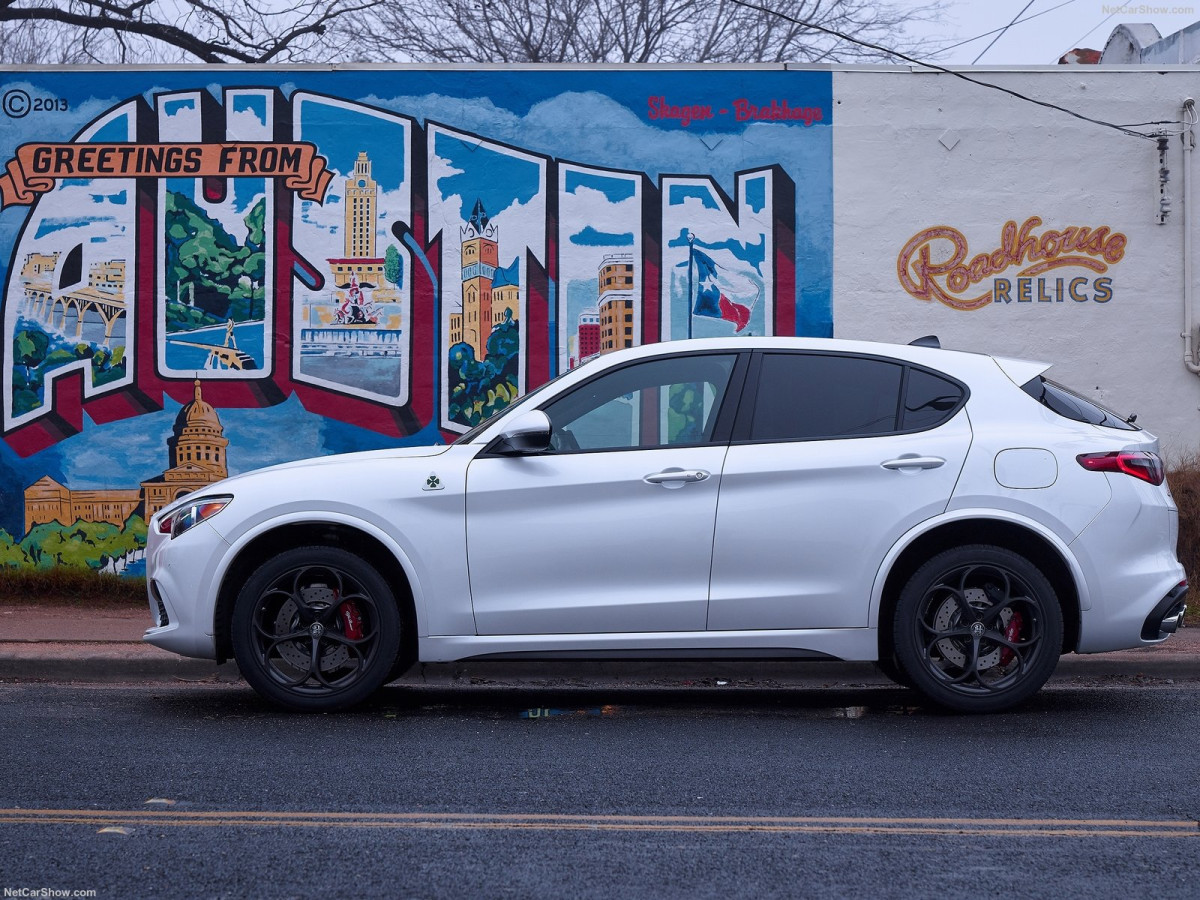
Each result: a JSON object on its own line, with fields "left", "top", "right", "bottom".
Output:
{"left": 23, "top": 381, "right": 229, "bottom": 534}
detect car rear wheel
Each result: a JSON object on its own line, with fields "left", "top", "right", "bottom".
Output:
{"left": 231, "top": 546, "right": 404, "bottom": 711}
{"left": 893, "top": 545, "right": 1062, "bottom": 713}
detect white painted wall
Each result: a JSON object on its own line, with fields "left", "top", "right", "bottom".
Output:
{"left": 831, "top": 67, "right": 1200, "bottom": 458}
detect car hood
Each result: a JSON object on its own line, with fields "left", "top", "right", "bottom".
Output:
{"left": 179, "top": 444, "right": 453, "bottom": 497}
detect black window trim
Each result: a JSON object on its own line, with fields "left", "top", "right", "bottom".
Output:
{"left": 730, "top": 349, "right": 971, "bottom": 446}
{"left": 478, "top": 349, "right": 752, "bottom": 458}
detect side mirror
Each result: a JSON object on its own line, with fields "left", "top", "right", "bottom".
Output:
{"left": 492, "top": 410, "right": 552, "bottom": 455}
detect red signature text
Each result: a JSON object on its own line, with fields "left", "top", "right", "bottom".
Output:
{"left": 733, "top": 99, "right": 822, "bottom": 126}
{"left": 647, "top": 96, "right": 713, "bottom": 127}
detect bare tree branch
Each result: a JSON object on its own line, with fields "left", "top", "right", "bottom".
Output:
{"left": 340, "top": 0, "right": 945, "bottom": 64}
{"left": 1, "top": 0, "right": 947, "bottom": 67}
{"left": 0, "top": 0, "right": 383, "bottom": 64}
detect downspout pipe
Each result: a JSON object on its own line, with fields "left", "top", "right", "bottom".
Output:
{"left": 1182, "top": 98, "right": 1200, "bottom": 374}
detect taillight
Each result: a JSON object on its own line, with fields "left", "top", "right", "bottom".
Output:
{"left": 1076, "top": 450, "right": 1165, "bottom": 485}
{"left": 156, "top": 513, "right": 175, "bottom": 535}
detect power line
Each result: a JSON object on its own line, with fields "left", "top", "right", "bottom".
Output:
{"left": 938, "top": 0, "right": 1078, "bottom": 55}
{"left": 973, "top": 1, "right": 1038, "bottom": 64}
{"left": 725, "top": 0, "right": 1165, "bottom": 141}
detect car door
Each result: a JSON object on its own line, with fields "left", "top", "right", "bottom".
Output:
{"left": 466, "top": 351, "right": 744, "bottom": 635}
{"left": 707, "top": 351, "right": 972, "bottom": 631}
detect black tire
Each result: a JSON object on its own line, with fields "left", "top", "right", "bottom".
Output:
{"left": 231, "top": 546, "right": 405, "bottom": 712}
{"left": 893, "top": 545, "right": 1063, "bottom": 713}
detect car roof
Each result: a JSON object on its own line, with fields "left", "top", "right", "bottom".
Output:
{"left": 605, "top": 336, "right": 1051, "bottom": 383}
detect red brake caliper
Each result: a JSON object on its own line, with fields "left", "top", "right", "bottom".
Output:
{"left": 999, "top": 611, "right": 1024, "bottom": 666}
{"left": 338, "top": 592, "right": 364, "bottom": 641}
{"left": 339, "top": 602, "right": 364, "bottom": 640}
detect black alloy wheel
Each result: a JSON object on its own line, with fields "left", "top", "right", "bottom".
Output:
{"left": 231, "top": 546, "right": 403, "bottom": 711}
{"left": 892, "top": 545, "right": 1063, "bottom": 713}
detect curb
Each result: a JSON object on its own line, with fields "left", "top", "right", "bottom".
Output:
{"left": 0, "top": 642, "right": 1195, "bottom": 687}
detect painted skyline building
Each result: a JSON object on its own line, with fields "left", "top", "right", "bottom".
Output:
{"left": 325, "top": 151, "right": 394, "bottom": 301}
{"left": 346, "top": 151, "right": 377, "bottom": 259}
{"left": 20, "top": 252, "right": 58, "bottom": 311}
{"left": 450, "top": 199, "right": 520, "bottom": 361}
{"left": 24, "top": 380, "right": 229, "bottom": 533}
{"left": 598, "top": 253, "right": 635, "bottom": 354}
{"left": 302, "top": 150, "right": 403, "bottom": 359}
{"left": 572, "top": 307, "right": 600, "bottom": 367}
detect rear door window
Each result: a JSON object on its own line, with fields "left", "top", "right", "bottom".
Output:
{"left": 742, "top": 353, "right": 967, "bottom": 442}
{"left": 747, "top": 353, "right": 904, "bottom": 441}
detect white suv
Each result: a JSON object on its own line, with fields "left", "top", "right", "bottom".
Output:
{"left": 144, "top": 337, "right": 1188, "bottom": 713}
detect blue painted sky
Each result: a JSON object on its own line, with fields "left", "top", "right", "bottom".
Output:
{"left": 297, "top": 99, "right": 407, "bottom": 191}
{"left": 33, "top": 216, "right": 118, "bottom": 239}
{"left": 566, "top": 170, "right": 637, "bottom": 203}
{"left": 668, "top": 228, "right": 767, "bottom": 275}
{"left": 669, "top": 185, "right": 720, "bottom": 209}
{"left": 434, "top": 132, "right": 542, "bottom": 223}
{"left": 231, "top": 93, "right": 267, "bottom": 124}
{"left": 571, "top": 226, "right": 634, "bottom": 247}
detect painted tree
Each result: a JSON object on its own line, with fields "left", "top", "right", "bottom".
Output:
{"left": 0, "top": 0, "right": 382, "bottom": 64}
{"left": 0, "top": 530, "right": 29, "bottom": 567}
{"left": 384, "top": 244, "right": 403, "bottom": 287}
{"left": 13, "top": 328, "right": 49, "bottom": 380}
{"left": 340, "top": 0, "right": 943, "bottom": 64}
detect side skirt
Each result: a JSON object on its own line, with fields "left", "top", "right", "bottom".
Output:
{"left": 419, "top": 628, "right": 878, "bottom": 664}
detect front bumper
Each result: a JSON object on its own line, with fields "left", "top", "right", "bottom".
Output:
{"left": 141, "top": 522, "right": 223, "bottom": 660}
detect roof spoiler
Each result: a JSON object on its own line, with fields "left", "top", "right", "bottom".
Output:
{"left": 908, "top": 335, "right": 940, "bottom": 349}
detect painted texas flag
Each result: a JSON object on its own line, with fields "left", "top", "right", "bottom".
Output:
{"left": 691, "top": 247, "right": 759, "bottom": 333}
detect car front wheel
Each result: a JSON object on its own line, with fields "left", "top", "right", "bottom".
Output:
{"left": 231, "top": 546, "right": 403, "bottom": 711}
{"left": 892, "top": 545, "right": 1063, "bottom": 713}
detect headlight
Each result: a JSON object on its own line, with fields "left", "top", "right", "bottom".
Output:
{"left": 158, "top": 496, "right": 232, "bottom": 539}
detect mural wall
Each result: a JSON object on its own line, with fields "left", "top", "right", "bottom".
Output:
{"left": 0, "top": 68, "right": 833, "bottom": 574}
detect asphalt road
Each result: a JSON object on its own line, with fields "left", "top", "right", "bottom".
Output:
{"left": 0, "top": 680, "right": 1197, "bottom": 899}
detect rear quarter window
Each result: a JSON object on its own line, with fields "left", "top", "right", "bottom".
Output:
{"left": 902, "top": 368, "right": 966, "bottom": 431}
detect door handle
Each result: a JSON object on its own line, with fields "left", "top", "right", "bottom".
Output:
{"left": 881, "top": 456, "right": 946, "bottom": 471}
{"left": 643, "top": 468, "right": 711, "bottom": 487}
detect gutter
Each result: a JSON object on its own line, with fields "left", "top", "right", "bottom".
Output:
{"left": 1182, "top": 98, "right": 1200, "bottom": 374}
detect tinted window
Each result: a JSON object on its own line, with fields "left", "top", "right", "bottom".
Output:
{"left": 1021, "top": 376, "right": 1137, "bottom": 431}
{"left": 540, "top": 353, "right": 738, "bottom": 452}
{"left": 749, "top": 354, "right": 903, "bottom": 441}
{"left": 902, "top": 368, "right": 966, "bottom": 431}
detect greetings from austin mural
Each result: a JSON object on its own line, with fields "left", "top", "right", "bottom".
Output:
{"left": 0, "top": 68, "right": 832, "bottom": 574}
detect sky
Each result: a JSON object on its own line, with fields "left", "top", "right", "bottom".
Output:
{"left": 909, "top": 0, "right": 1200, "bottom": 65}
